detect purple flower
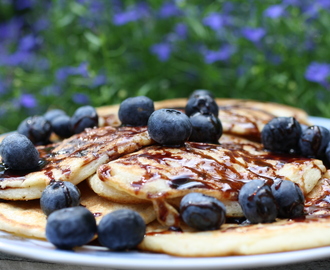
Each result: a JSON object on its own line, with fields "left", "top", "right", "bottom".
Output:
{"left": 174, "top": 23, "right": 188, "bottom": 39}
{"left": 202, "top": 45, "right": 235, "bottom": 64}
{"left": 113, "top": 3, "right": 150, "bottom": 25}
{"left": 316, "top": 0, "right": 330, "bottom": 10}
{"left": 0, "top": 80, "right": 6, "bottom": 95}
{"left": 150, "top": 43, "right": 172, "bottom": 62}
{"left": 14, "top": 0, "right": 34, "bottom": 10}
{"left": 19, "top": 93, "right": 37, "bottom": 108}
{"left": 56, "top": 62, "right": 89, "bottom": 82}
{"left": 0, "top": 17, "right": 23, "bottom": 41}
{"left": 241, "top": 27, "right": 266, "bottom": 43}
{"left": 282, "top": 0, "right": 301, "bottom": 6}
{"left": 264, "top": 5, "right": 286, "bottom": 18}
{"left": 72, "top": 93, "right": 90, "bottom": 104}
{"left": 91, "top": 74, "right": 107, "bottom": 88}
{"left": 0, "top": 51, "right": 34, "bottom": 67}
{"left": 113, "top": 9, "right": 140, "bottom": 25}
{"left": 158, "top": 2, "right": 182, "bottom": 18}
{"left": 203, "top": 13, "right": 230, "bottom": 31}
{"left": 18, "top": 34, "right": 41, "bottom": 51}
{"left": 305, "top": 62, "right": 330, "bottom": 87}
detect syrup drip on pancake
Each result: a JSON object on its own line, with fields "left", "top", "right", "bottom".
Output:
{"left": 99, "top": 141, "right": 322, "bottom": 201}
{"left": 0, "top": 126, "right": 150, "bottom": 184}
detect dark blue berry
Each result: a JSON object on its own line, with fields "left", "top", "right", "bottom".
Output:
{"left": 326, "top": 142, "right": 330, "bottom": 166}
{"left": 299, "top": 125, "right": 330, "bottom": 159}
{"left": 52, "top": 115, "right": 73, "bottom": 138}
{"left": 147, "top": 109, "right": 192, "bottom": 146}
{"left": 271, "top": 179, "right": 304, "bottom": 219}
{"left": 40, "top": 180, "right": 81, "bottom": 216}
{"left": 238, "top": 179, "right": 278, "bottom": 224}
{"left": 44, "top": 109, "right": 66, "bottom": 123}
{"left": 97, "top": 209, "right": 146, "bottom": 250}
{"left": 17, "top": 116, "right": 52, "bottom": 145}
{"left": 71, "top": 106, "right": 98, "bottom": 134}
{"left": 185, "top": 95, "right": 219, "bottom": 117}
{"left": 180, "top": 193, "right": 226, "bottom": 231}
{"left": 118, "top": 96, "right": 155, "bottom": 126}
{"left": 189, "top": 89, "right": 215, "bottom": 99}
{"left": 46, "top": 206, "right": 97, "bottom": 250}
{"left": 189, "top": 113, "right": 223, "bottom": 144}
{"left": 261, "top": 117, "right": 302, "bottom": 154}
{"left": 0, "top": 133, "right": 40, "bottom": 171}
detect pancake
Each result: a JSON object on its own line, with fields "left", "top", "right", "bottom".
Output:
{"left": 139, "top": 214, "right": 330, "bottom": 257}
{"left": 1, "top": 97, "right": 329, "bottom": 258}
{"left": 91, "top": 137, "right": 326, "bottom": 226}
{"left": 0, "top": 181, "right": 156, "bottom": 240}
{"left": 0, "top": 126, "right": 153, "bottom": 200}
{"left": 86, "top": 134, "right": 261, "bottom": 205}
{"left": 138, "top": 170, "right": 330, "bottom": 257}
{"left": 97, "top": 98, "right": 310, "bottom": 140}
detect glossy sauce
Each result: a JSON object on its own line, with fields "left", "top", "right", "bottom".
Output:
{"left": 0, "top": 126, "right": 148, "bottom": 184}
{"left": 99, "top": 139, "right": 321, "bottom": 204}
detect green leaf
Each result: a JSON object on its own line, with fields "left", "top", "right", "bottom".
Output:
{"left": 84, "top": 32, "right": 102, "bottom": 48}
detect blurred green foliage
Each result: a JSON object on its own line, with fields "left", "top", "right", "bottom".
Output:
{"left": 0, "top": 0, "right": 329, "bottom": 134}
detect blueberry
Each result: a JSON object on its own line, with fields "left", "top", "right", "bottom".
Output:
{"left": 52, "top": 115, "right": 73, "bottom": 138}
{"left": 189, "top": 113, "right": 223, "bottom": 144}
{"left": 189, "top": 89, "right": 215, "bottom": 99}
{"left": 0, "top": 133, "right": 40, "bottom": 171}
{"left": 118, "top": 96, "right": 155, "bottom": 126}
{"left": 180, "top": 193, "right": 226, "bottom": 231}
{"left": 238, "top": 179, "right": 278, "bottom": 224}
{"left": 44, "top": 109, "right": 66, "bottom": 123}
{"left": 185, "top": 95, "right": 219, "bottom": 117}
{"left": 40, "top": 180, "right": 81, "bottom": 216}
{"left": 46, "top": 206, "right": 97, "bottom": 250}
{"left": 189, "top": 89, "right": 214, "bottom": 99}
{"left": 299, "top": 125, "right": 330, "bottom": 159}
{"left": 97, "top": 209, "right": 146, "bottom": 250}
{"left": 147, "top": 109, "right": 192, "bottom": 146}
{"left": 271, "top": 179, "right": 304, "bottom": 219}
{"left": 17, "top": 116, "right": 52, "bottom": 145}
{"left": 71, "top": 105, "right": 98, "bottom": 134}
{"left": 261, "top": 117, "right": 302, "bottom": 154}
{"left": 326, "top": 142, "right": 330, "bottom": 164}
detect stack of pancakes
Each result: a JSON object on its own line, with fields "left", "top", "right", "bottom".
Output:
{"left": 1, "top": 98, "right": 330, "bottom": 257}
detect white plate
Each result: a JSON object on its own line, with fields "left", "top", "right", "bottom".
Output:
{"left": 0, "top": 116, "right": 329, "bottom": 270}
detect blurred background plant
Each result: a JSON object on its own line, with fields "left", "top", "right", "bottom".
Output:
{"left": 0, "top": 0, "right": 329, "bottom": 133}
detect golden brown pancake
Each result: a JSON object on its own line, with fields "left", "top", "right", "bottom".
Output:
{"left": 0, "top": 181, "right": 156, "bottom": 240}
{"left": 0, "top": 126, "right": 153, "bottom": 200}
{"left": 91, "top": 136, "right": 326, "bottom": 226}
{"left": 139, "top": 214, "right": 330, "bottom": 257}
{"left": 137, "top": 170, "right": 330, "bottom": 257}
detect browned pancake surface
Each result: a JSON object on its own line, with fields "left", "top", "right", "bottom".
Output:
{"left": 0, "top": 126, "right": 153, "bottom": 200}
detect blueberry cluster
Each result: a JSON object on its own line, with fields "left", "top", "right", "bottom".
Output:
{"left": 40, "top": 178, "right": 146, "bottom": 250}
{"left": 186, "top": 90, "right": 223, "bottom": 144}
{"left": 146, "top": 90, "right": 223, "bottom": 146}
{"left": 46, "top": 206, "right": 146, "bottom": 250}
{"left": 261, "top": 116, "right": 330, "bottom": 163}
{"left": 18, "top": 105, "right": 99, "bottom": 145}
{"left": 238, "top": 179, "right": 304, "bottom": 224}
